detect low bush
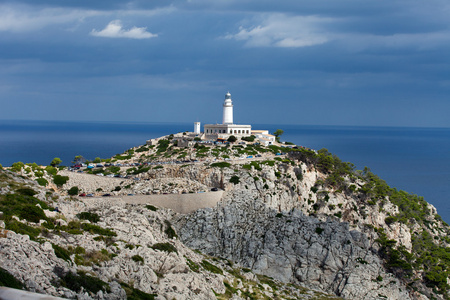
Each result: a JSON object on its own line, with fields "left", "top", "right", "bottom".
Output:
{"left": 16, "top": 188, "right": 37, "bottom": 196}
{"left": 120, "top": 282, "right": 157, "bottom": 300}
{"left": 77, "top": 212, "right": 100, "bottom": 223}
{"left": 131, "top": 255, "right": 144, "bottom": 264}
{"left": 146, "top": 205, "right": 158, "bottom": 211}
{"left": 68, "top": 186, "right": 79, "bottom": 195}
{"left": 0, "top": 193, "right": 48, "bottom": 224}
{"left": 5, "top": 219, "right": 41, "bottom": 240}
{"left": 211, "top": 162, "right": 231, "bottom": 168}
{"left": 52, "top": 243, "right": 71, "bottom": 263}
{"left": 0, "top": 267, "right": 24, "bottom": 289}
{"left": 81, "top": 223, "right": 117, "bottom": 237}
{"left": 59, "top": 271, "right": 110, "bottom": 294}
{"left": 186, "top": 258, "right": 200, "bottom": 272}
{"left": 229, "top": 175, "right": 240, "bottom": 185}
{"left": 53, "top": 175, "right": 69, "bottom": 187}
{"left": 201, "top": 260, "right": 223, "bottom": 275}
{"left": 151, "top": 243, "right": 177, "bottom": 254}
{"left": 164, "top": 220, "right": 177, "bottom": 239}
{"left": 36, "top": 178, "right": 48, "bottom": 186}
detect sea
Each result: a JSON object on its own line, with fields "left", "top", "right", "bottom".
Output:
{"left": 1, "top": 120, "right": 449, "bottom": 223}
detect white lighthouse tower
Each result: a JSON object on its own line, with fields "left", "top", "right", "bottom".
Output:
{"left": 222, "top": 92, "right": 233, "bottom": 125}
{"left": 194, "top": 122, "right": 201, "bottom": 134}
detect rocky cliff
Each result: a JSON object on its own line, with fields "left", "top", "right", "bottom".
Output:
{"left": 1, "top": 139, "right": 449, "bottom": 299}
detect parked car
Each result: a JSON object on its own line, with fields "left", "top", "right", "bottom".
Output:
{"left": 211, "top": 187, "right": 219, "bottom": 191}
{"left": 102, "top": 193, "right": 111, "bottom": 197}
{"left": 86, "top": 193, "right": 94, "bottom": 197}
{"left": 79, "top": 193, "right": 86, "bottom": 197}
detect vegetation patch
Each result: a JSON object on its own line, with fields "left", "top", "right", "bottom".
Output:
{"left": 0, "top": 267, "right": 24, "bottom": 289}
{"left": 67, "top": 186, "right": 79, "bottom": 195}
{"left": 52, "top": 243, "right": 71, "bottom": 263}
{"left": 164, "top": 220, "right": 177, "bottom": 239}
{"left": 120, "top": 282, "right": 157, "bottom": 300}
{"left": 151, "top": 243, "right": 178, "bottom": 254}
{"left": 74, "top": 249, "right": 114, "bottom": 266}
{"left": 229, "top": 175, "right": 240, "bottom": 185}
{"left": 77, "top": 212, "right": 100, "bottom": 223}
{"left": 36, "top": 178, "right": 48, "bottom": 186}
{"left": 186, "top": 257, "right": 200, "bottom": 272}
{"left": 211, "top": 162, "right": 231, "bottom": 168}
{"left": 201, "top": 260, "right": 223, "bottom": 275}
{"left": 146, "top": 205, "right": 158, "bottom": 211}
{"left": 132, "top": 255, "right": 144, "bottom": 264}
{"left": 59, "top": 270, "right": 110, "bottom": 294}
{"left": 0, "top": 193, "right": 50, "bottom": 224}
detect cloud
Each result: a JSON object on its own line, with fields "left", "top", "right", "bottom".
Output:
{"left": 90, "top": 20, "right": 157, "bottom": 39}
{"left": 0, "top": 4, "right": 98, "bottom": 32}
{"left": 225, "top": 14, "right": 330, "bottom": 48}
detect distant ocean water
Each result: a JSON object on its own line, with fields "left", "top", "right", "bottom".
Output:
{"left": 1, "top": 120, "right": 449, "bottom": 223}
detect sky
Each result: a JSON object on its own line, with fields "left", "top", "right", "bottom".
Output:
{"left": 0, "top": 0, "right": 449, "bottom": 127}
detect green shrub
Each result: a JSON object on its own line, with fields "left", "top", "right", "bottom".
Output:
{"left": 0, "top": 193, "right": 48, "bottom": 223}
{"left": 52, "top": 243, "right": 71, "bottom": 263}
{"left": 0, "top": 267, "right": 24, "bottom": 289}
{"left": 151, "top": 243, "right": 177, "bottom": 254}
{"left": 315, "top": 227, "right": 324, "bottom": 234}
{"left": 157, "top": 139, "right": 170, "bottom": 152}
{"left": 164, "top": 220, "right": 177, "bottom": 239}
{"left": 77, "top": 212, "right": 100, "bottom": 223}
{"left": 229, "top": 175, "right": 240, "bottom": 185}
{"left": 132, "top": 255, "right": 144, "bottom": 264}
{"left": 81, "top": 223, "right": 117, "bottom": 236}
{"left": 36, "top": 178, "right": 48, "bottom": 186}
{"left": 241, "top": 135, "right": 256, "bottom": 142}
{"left": 120, "top": 282, "right": 157, "bottom": 300}
{"left": 385, "top": 216, "right": 397, "bottom": 225}
{"left": 201, "top": 260, "right": 223, "bottom": 275}
{"left": 16, "top": 188, "right": 37, "bottom": 196}
{"left": 211, "top": 162, "right": 231, "bottom": 168}
{"left": 5, "top": 219, "right": 41, "bottom": 240}
{"left": 68, "top": 186, "right": 79, "bottom": 195}
{"left": 186, "top": 258, "right": 200, "bottom": 272}
{"left": 45, "top": 165, "right": 57, "bottom": 176}
{"left": 59, "top": 271, "right": 110, "bottom": 294}
{"left": 74, "top": 249, "right": 114, "bottom": 266}
{"left": 10, "top": 162, "right": 25, "bottom": 172}
{"left": 53, "top": 175, "right": 69, "bottom": 187}
{"left": 146, "top": 205, "right": 158, "bottom": 211}
{"left": 135, "top": 146, "right": 149, "bottom": 153}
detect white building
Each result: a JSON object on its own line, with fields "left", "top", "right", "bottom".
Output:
{"left": 204, "top": 92, "right": 252, "bottom": 140}
{"left": 252, "top": 130, "right": 276, "bottom": 146}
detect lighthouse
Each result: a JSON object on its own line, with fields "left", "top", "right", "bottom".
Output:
{"left": 222, "top": 92, "right": 233, "bottom": 125}
{"left": 204, "top": 91, "right": 251, "bottom": 138}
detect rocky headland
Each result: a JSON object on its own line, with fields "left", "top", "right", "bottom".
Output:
{"left": 1, "top": 134, "right": 449, "bottom": 299}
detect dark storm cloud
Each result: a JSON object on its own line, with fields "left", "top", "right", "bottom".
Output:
{"left": 0, "top": 0, "right": 449, "bottom": 126}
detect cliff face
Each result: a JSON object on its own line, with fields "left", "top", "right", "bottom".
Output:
{"left": 171, "top": 151, "right": 448, "bottom": 300}
{"left": 0, "top": 168, "right": 341, "bottom": 300}
{"left": 1, "top": 141, "right": 449, "bottom": 300}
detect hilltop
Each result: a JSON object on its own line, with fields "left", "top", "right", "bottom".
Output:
{"left": 1, "top": 133, "right": 450, "bottom": 300}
